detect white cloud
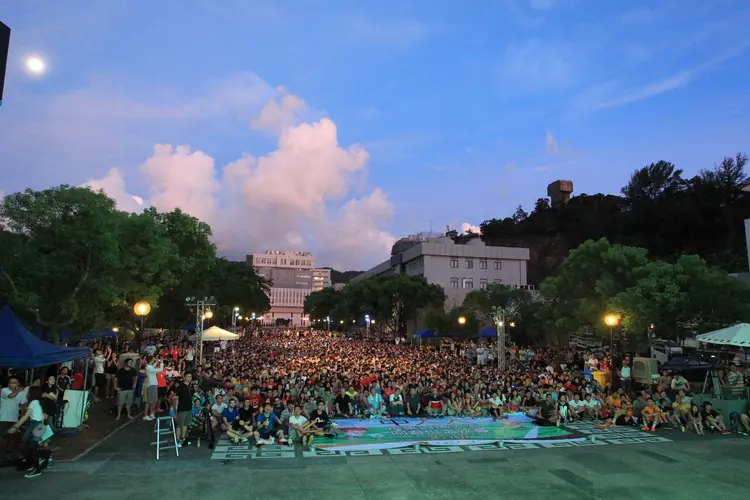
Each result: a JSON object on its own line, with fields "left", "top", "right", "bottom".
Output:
{"left": 545, "top": 130, "right": 559, "bottom": 155}
{"left": 593, "top": 71, "right": 693, "bottom": 110}
{"left": 251, "top": 86, "right": 308, "bottom": 133}
{"left": 461, "top": 222, "right": 481, "bottom": 234}
{"left": 85, "top": 167, "right": 144, "bottom": 213}
{"left": 83, "top": 92, "right": 395, "bottom": 269}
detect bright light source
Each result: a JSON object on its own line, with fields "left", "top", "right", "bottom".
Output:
{"left": 25, "top": 56, "right": 46, "bottom": 75}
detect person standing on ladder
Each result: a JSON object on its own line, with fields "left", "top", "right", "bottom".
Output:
{"left": 143, "top": 357, "right": 164, "bottom": 421}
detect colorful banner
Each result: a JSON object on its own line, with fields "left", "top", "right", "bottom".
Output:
{"left": 318, "top": 413, "right": 577, "bottom": 451}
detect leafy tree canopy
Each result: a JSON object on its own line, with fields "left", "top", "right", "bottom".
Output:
{"left": 304, "top": 274, "right": 446, "bottom": 334}
{"left": 0, "top": 185, "right": 270, "bottom": 340}
{"left": 480, "top": 153, "right": 750, "bottom": 283}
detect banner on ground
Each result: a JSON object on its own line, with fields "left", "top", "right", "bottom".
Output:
{"left": 318, "top": 413, "right": 577, "bottom": 451}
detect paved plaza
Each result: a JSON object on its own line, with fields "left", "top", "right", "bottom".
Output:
{"left": 1, "top": 418, "right": 747, "bottom": 500}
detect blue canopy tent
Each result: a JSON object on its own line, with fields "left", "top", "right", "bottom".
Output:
{"left": 0, "top": 306, "right": 91, "bottom": 368}
{"left": 478, "top": 327, "right": 498, "bottom": 338}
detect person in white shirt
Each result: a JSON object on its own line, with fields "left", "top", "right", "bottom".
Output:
{"left": 93, "top": 349, "right": 106, "bottom": 403}
{"left": 184, "top": 346, "right": 195, "bottom": 372}
{"left": 288, "top": 405, "right": 310, "bottom": 444}
{"left": 1, "top": 377, "right": 23, "bottom": 457}
{"left": 388, "top": 388, "right": 405, "bottom": 417}
{"left": 210, "top": 395, "right": 228, "bottom": 429}
{"left": 143, "top": 357, "right": 164, "bottom": 421}
{"left": 7, "top": 386, "right": 47, "bottom": 477}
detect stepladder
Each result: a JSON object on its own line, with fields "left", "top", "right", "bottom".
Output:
{"left": 152, "top": 416, "right": 180, "bottom": 460}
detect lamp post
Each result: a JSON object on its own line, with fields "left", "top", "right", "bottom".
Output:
{"left": 458, "top": 315, "right": 466, "bottom": 334}
{"left": 133, "top": 301, "right": 151, "bottom": 349}
{"left": 365, "top": 314, "right": 371, "bottom": 335}
{"left": 604, "top": 314, "right": 619, "bottom": 354}
{"left": 251, "top": 312, "right": 256, "bottom": 331}
{"left": 232, "top": 307, "right": 240, "bottom": 333}
{"left": 326, "top": 316, "right": 331, "bottom": 331}
{"left": 491, "top": 306, "right": 506, "bottom": 370}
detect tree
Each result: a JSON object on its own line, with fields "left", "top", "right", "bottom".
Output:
{"left": 303, "top": 287, "right": 342, "bottom": 320}
{"left": 610, "top": 255, "right": 750, "bottom": 339}
{"left": 0, "top": 186, "right": 144, "bottom": 334}
{"left": 539, "top": 238, "right": 650, "bottom": 333}
{"left": 512, "top": 205, "right": 528, "bottom": 223}
{"left": 462, "top": 284, "right": 531, "bottom": 325}
{"left": 306, "top": 275, "right": 446, "bottom": 333}
{"left": 480, "top": 152, "right": 750, "bottom": 284}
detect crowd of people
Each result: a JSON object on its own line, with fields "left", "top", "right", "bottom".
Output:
{"left": 2, "top": 328, "right": 749, "bottom": 479}
{"left": 131, "top": 330, "right": 750, "bottom": 449}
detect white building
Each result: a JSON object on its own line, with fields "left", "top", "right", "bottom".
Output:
{"left": 246, "top": 250, "right": 314, "bottom": 326}
{"left": 312, "top": 268, "right": 332, "bottom": 292}
{"left": 353, "top": 232, "right": 532, "bottom": 308}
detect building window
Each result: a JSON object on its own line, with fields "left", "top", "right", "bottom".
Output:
{"left": 494, "top": 279, "right": 503, "bottom": 284}
{"left": 450, "top": 277, "right": 459, "bottom": 288}
{"left": 479, "top": 259, "right": 487, "bottom": 269}
{"left": 463, "top": 279, "right": 474, "bottom": 289}
{"left": 465, "top": 259, "right": 473, "bottom": 269}
{"left": 494, "top": 261, "right": 502, "bottom": 270}
{"left": 480, "top": 279, "right": 488, "bottom": 289}
{"left": 450, "top": 258, "right": 458, "bottom": 268}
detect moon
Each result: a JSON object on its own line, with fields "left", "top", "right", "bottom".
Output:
{"left": 25, "top": 56, "right": 46, "bottom": 75}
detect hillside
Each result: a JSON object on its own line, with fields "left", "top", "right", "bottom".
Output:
{"left": 322, "top": 268, "right": 363, "bottom": 284}
{"left": 479, "top": 156, "right": 750, "bottom": 285}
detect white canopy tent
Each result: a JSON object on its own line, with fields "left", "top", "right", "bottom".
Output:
{"left": 696, "top": 324, "right": 750, "bottom": 347}
{"left": 189, "top": 326, "right": 238, "bottom": 342}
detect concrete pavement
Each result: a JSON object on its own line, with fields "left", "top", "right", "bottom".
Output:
{"left": 1, "top": 418, "right": 748, "bottom": 500}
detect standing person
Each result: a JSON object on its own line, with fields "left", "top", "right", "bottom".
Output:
{"left": 115, "top": 358, "right": 137, "bottom": 420}
{"left": 93, "top": 349, "right": 106, "bottom": 403}
{"left": 40, "top": 376, "right": 59, "bottom": 428}
{"left": 105, "top": 350, "right": 119, "bottom": 399}
{"left": 143, "top": 357, "right": 163, "bottom": 421}
{"left": 183, "top": 345, "right": 195, "bottom": 374}
{"left": 173, "top": 375, "right": 193, "bottom": 446}
{"left": 0, "top": 377, "right": 23, "bottom": 461}
{"left": 7, "top": 387, "right": 46, "bottom": 478}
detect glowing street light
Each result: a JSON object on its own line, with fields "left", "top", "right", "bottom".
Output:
{"left": 458, "top": 315, "right": 466, "bottom": 334}
{"left": 204, "top": 310, "right": 214, "bottom": 319}
{"left": 604, "top": 314, "right": 619, "bottom": 353}
{"left": 133, "top": 301, "right": 151, "bottom": 348}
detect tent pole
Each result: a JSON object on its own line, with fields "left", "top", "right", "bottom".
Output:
{"left": 80, "top": 355, "right": 90, "bottom": 429}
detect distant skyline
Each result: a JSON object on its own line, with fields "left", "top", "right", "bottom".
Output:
{"left": 1, "top": 1, "right": 749, "bottom": 270}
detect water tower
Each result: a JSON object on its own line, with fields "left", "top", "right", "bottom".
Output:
{"left": 547, "top": 180, "right": 574, "bottom": 204}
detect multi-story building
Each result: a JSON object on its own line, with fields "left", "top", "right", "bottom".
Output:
{"left": 353, "top": 232, "right": 532, "bottom": 309}
{"left": 312, "top": 268, "right": 332, "bottom": 292}
{"left": 246, "top": 250, "right": 314, "bottom": 326}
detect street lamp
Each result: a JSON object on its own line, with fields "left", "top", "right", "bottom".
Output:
{"left": 604, "top": 314, "right": 619, "bottom": 354}
{"left": 458, "top": 316, "right": 466, "bottom": 334}
{"left": 326, "top": 316, "right": 331, "bottom": 331}
{"left": 232, "top": 307, "right": 240, "bottom": 333}
{"left": 134, "top": 301, "right": 151, "bottom": 348}
{"left": 205, "top": 310, "right": 214, "bottom": 319}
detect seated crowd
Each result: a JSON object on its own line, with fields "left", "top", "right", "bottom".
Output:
{"left": 133, "top": 330, "right": 749, "bottom": 449}
{"left": 3, "top": 329, "right": 749, "bottom": 478}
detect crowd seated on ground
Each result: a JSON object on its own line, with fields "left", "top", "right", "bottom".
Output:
{"left": 124, "top": 329, "right": 750, "bottom": 449}
{"left": 3, "top": 328, "right": 750, "bottom": 476}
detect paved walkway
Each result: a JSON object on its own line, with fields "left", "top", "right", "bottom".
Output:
{"left": 1, "top": 416, "right": 747, "bottom": 500}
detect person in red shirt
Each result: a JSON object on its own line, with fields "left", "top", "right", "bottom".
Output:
{"left": 156, "top": 368, "right": 168, "bottom": 411}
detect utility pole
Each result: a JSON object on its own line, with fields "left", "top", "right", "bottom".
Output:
{"left": 186, "top": 296, "right": 216, "bottom": 363}
{"left": 492, "top": 306, "right": 507, "bottom": 371}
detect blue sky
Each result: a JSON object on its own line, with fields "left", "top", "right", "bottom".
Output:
{"left": 1, "top": 1, "right": 749, "bottom": 269}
